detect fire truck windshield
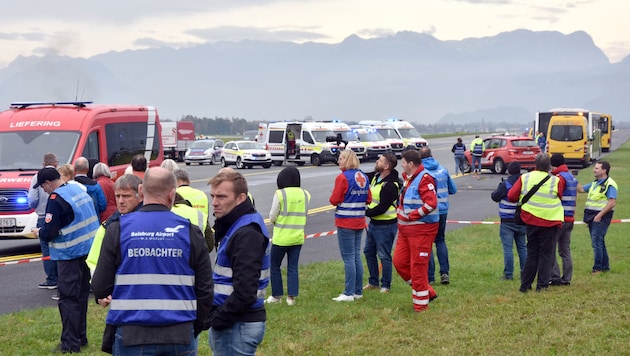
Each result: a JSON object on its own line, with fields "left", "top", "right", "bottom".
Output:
{"left": 0, "top": 131, "right": 80, "bottom": 170}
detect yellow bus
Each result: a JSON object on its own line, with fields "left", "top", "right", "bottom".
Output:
{"left": 536, "top": 108, "right": 608, "bottom": 167}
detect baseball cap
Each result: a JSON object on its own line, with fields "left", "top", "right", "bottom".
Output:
{"left": 33, "top": 167, "right": 61, "bottom": 188}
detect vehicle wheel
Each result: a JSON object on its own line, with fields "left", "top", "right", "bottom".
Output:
{"left": 221, "top": 157, "right": 228, "bottom": 167}
{"left": 235, "top": 157, "right": 245, "bottom": 169}
{"left": 296, "top": 161, "right": 305, "bottom": 166}
{"left": 311, "top": 154, "right": 322, "bottom": 166}
{"left": 263, "top": 163, "right": 272, "bottom": 169}
{"left": 462, "top": 158, "right": 471, "bottom": 173}
{"left": 209, "top": 156, "right": 215, "bottom": 165}
{"left": 493, "top": 159, "right": 506, "bottom": 174}
{"left": 246, "top": 164, "right": 253, "bottom": 169}
{"left": 273, "top": 161, "right": 283, "bottom": 166}
{"left": 185, "top": 162, "right": 191, "bottom": 166}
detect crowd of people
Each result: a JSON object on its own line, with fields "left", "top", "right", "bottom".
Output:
{"left": 27, "top": 144, "right": 617, "bottom": 354}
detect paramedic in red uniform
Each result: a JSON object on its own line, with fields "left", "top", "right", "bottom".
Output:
{"left": 393, "top": 150, "right": 439, "bottom": 312}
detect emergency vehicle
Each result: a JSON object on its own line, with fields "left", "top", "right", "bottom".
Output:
{"left": 361, "top": 119, "right": 427, "bottom": 151}
{"left": 352, "top": 127, "right": 392, "bottom": 161}
{"left": 257, "top": 121, "right": 340, "bottom": 166}
{"left": 358, "top": 123, "right": 405, "bottom": 157}
{"left": 319, "top": 121, "right": 367, "bottom": 161}
{"left": 0, "top": 101, "right": 163, "bottom": 238}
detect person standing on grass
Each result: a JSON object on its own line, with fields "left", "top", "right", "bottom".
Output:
{"left": 32, "top": 167, "right": 99, "bottom": 353}
{"left": 549, "top": 154, "right": 577, "bottom": 286}
{"left": 508, "top": 154, "right": 564, "bottom": 293}
{"left": 329, "top": 150, "right": 371, "bottom": 302}
{"left": 363, "top": 153, "right": 400, "bottom": 294}
{"left": 208, "top": 170, "right": 270, "bottom": 355}
{"left": 577, "top": 160, "right": 617, "bottom": 274}
{"left": 28, "top": 152, "right": 59, "bottom": 291}
{"left": 451, "top": 137, "right": 466, "bottom": 176}
{"left": 421, "top": 146, "right": 457, "bottom": 285}
{"left": 394, "top": 150, "right": 439, "bottom": 312}
{"left": 491, "top": 162, "right": 527, "bottom": 281}
{"left": 266, "top": 167, "right": 311, "bottom": 306}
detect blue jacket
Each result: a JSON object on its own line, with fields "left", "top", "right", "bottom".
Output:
{"left": 421, "top": 157, "right": 457, "bottom": 215}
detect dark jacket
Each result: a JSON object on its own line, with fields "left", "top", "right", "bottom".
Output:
{"left": 75, "top": 175, "right": 108, "bottom": 216}
{"left": 491, "top": 174, "right": 521, "bottom": 223}
{"left": 365, "top": 168, "right": 401, "bottom": 224}
{"left": 92, "top": 204, "right": 213, "bottom": 352}
{"left": 210, "top": 199, "right": 268, "bottom": 330}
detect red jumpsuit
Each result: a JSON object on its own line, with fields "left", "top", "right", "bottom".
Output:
{"left": 393, "top": 164, "right": 439, "bottom": 312}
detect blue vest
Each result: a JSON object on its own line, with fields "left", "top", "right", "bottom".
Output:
{"left": 106, "top": 211, "right": 196, "bottom": 326}
{"left": 399, "top": 170, "right": 439, "bottom": 223}
{"left": 334, "top": 169, "right": 369, "bottom": 220}
{"left": 213, "top": 213, "right": 270, "bottom": 309}
{"left": 453, "top": 144, "right": 465, "bottom": 156}
{"left": 498, "top": 180, "right": 518, "bottom": 219}
{"left": 424, "top": 164, "right": 450, "bottom": 215}
{"left": 48, "top": 183, "right": 99, "bottom": 260}
{"left": 558, "top": 171, "right": 577, "bottom": 218}
{"left": 472, "top": 141, "right": 484, "bottom": 155}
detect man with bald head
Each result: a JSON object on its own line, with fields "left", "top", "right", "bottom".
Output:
{"left": 92, "top": 167, "right": 213, "bottom": 354}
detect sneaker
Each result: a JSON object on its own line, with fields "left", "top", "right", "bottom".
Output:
{"left": 265, "top": 296, "right": 281, "bottom": 304}
{"left": 332, "top": 294, "right": 354, "bottom": 302}
{"left": 500, "top": 276, "right": 513, "bottom": 281}
{"left": 440, "top": 274, "right": 450, "bottom": 285}
{"left": 429, "top": 294, "right": 438, "bottom": 302}
{"left": 286, "top": 296, "right": 295, "bottom": 306}
{"left": 362, "top": 284, "right": 379, "bottom": 291}
{"left": 353, "top": 294, "right": 363, "bottom": 300}
{"left": 51, "top": 294, "right": 59, "bottom": 301}
{"left": 38, "top": 282, "right": 57, "bottom": 290}
{"left": 380, "top": 288, "right": 390, "bottom": 293}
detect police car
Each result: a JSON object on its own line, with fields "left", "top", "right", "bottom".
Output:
{"left": 220, "top": 140, "right": 272, "bottom": 169}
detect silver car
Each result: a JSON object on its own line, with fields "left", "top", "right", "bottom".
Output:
{"left": 184, "top": 139, "right": 224, "bottom": 165}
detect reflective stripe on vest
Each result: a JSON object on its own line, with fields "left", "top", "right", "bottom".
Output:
{"left": 520, "top": 171, "right": 564, "bottom": 221}
{"left": 498, "top": 180, "right": 517, "bottom": 219}
{"left": 335, "top": 170, "right": 369, "bottom": 219}
{"left": 397, "top": 170, "right": 439, "bottom": 224}
{"left": 213, "top": 213, "right": 270, "bottom": 309}
{"left": 49, "top": 183, "right": 99, "bottom": 260}
{"left": 172, "top": 203, "right": 206, "bottom": 230}
{"left": 106, "top": 211, "right": 196, "bottom": 326}
{"left": 558, "top": 171, "right": 578, "bottom": 217}
{"left": 273, "top": 187, "right": 310, "bottom": 246}
{"left": 585, "top": 177, "right": 617, "bottom": 211}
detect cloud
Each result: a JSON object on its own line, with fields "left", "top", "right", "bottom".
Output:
{"left": 186, "top": 26, "right": 329, "bottom": 43}
{"left": 0, "top": 32, "right": 47, "bottom": 41}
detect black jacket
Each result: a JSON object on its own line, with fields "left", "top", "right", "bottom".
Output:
{"left": 365, "top": 169, "right": 401, "bottom": 225}
{"left": 210, "top": 199, "right": 268, "bottom": 330}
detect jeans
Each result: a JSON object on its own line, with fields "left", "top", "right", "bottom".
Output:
{"left": 337, "top": 228, "right": 364, "bottom": 296}
{"left": 472, "top": 155, "right": 482, "bottom": 173}
{"left": 551, "top": 222, "right": 574, "bottom": 283}
{"left": 114, "top": 326, "right": 197, "bottom": 355}
{"left": 428, "top": 214, "right": 450, "bottom": 282}
{"left": 454, "top": 155, "right": 466, "bottom": 175}
{"left": 209, "top": 321, "right": 265, "bottom": 356}
{"left": 364, "top": 222, "right": 397, "bottom": 289}
{"left": 589, "top": 221, "right": 610, "bottom": 272}
{"left": 270, "top": 244, "right": 302, "bottom": 297}
{"left": 38, "top": 217, "right": 58, "bottom": 285}
{"left": 499, "top": 222, "right": 527, "bottom": 279}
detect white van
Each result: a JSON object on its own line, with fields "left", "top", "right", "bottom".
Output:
{"left": 318, "top": 121, "right": 367, "bottom": 161}
{"left": 257, "top": 122, "right": 340, "bottom": 166}
{"left": 362, "top": 119, "right": 427, "bottom": 151}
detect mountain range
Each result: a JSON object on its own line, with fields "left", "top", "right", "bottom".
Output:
{"left": 0, "top": 29, "right": 628, "bottom": 126}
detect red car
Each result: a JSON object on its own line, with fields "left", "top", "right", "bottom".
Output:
{"left": 464, "top": 135, "right": 541, "bottom": 174}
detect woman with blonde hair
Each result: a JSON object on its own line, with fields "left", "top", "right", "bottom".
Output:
{"left": 160, "top": 158, "right": 179, "bottom": 172}
{"left": 329, "top": 150, "right": 371, "bottom": 301}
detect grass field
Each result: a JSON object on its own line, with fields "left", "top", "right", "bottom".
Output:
{"left": 1, "top": 144, "right": 629, "bottom": 355}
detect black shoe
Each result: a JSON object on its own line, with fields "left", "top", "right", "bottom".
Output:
{"left": 500, "top": 276, "right": 513, "bottom": 281}
{"left": 519, "top": 287, "right": 531, "bottom": 293}
{"left": 440, "top": 274, "right": 450, "bottom": 285}
{"left": 429, "top": 294, "right": 438, "bottom": 302}
{"left": 549, "top": 280, "right": 562, "bottom": 286}
{"left": 53, "top": 344, "right": 79, "bottom": 353}
{"left": 535, "top": 287, "right": 548, "bottom": 292}
{"left": 560, "top": 280, "right": 571, "bottom": 286}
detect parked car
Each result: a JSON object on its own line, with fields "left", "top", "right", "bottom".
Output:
{"left": 184, "top": 138, "right": 224, "bottom": 165}
{"left": 220, "top": 140, "right": 272, "bottom": 169}
{"left": 464, "top": 135, "right": 541, "bottom": 174}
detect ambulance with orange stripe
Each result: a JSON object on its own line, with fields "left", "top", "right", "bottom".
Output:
{"left": 0, "top": 101, "right": 163, "bottom": 238}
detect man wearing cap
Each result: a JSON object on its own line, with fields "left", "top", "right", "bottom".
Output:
{"left": 549, "top": 154, "right": 577, "bottom": 286}
{"left": 491, "top": 162, "right": 527, "bottom": 281}
{"left": 32, "top": 167, "right": 100, "bottom": 353}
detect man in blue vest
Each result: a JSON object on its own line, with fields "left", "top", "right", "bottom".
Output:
{"left": 577, "top": 160, "right": 617, "bottom": 274}
{"left": 549, "top": 154, "right": 577, "bottom": 286}
{"left": 92, "top": 167, "right": 213, "bottom": 354}
{"left": 421, "top": 147, "right": 457, "bottom": 285}
{"left": 208, "top": 169, "right": 270, "bottom": 355}
{"left": 32, "top": 167, "right": 100, "bottom": 353}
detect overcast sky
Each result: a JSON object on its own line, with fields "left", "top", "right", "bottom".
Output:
{"left": 1, "top": 0, "right": 628, "bottom": 67}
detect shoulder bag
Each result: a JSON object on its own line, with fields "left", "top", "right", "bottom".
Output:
{"left": 514, "top": 175, "right": 551, "bottom": 225}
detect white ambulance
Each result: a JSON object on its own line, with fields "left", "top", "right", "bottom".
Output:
{"left": 361, "top": 119, "right": 427, "bottom": 152}
{"left": 358, "top": 122, "right": 405, "bottom": 158}
{"left": 0, "top": 101, "right": 163, "bottom": 238}
{"left": 318, "top": 121, "right": 367, "bottom": 162}
{"left": 257, "top": 121, "right": 340, "bottom": 166}
{"left": 352, "top": 127, "right": 393, "bottom": 161}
